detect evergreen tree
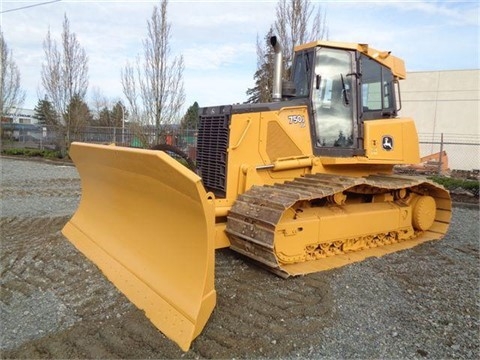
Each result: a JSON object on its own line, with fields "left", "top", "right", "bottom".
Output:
{"left": 33, "top": 98, "right": 58, "bottom": 125}
{"left": 64, "top": 94, "right": 92, "bottom": 137}
{"left": 111, "top": 101, "right": 126, "bottom": 128}
{"left": 180, "top": 101, "right": 199, "bottom": 130}
{"left": 98, "top": 106, "right": 111, "bottom": 126}
{"left": 245, "top": 28, "right": 275, "bottom": 104}
{"left": 96, "top": 101, "right": 126, "bottom": 127}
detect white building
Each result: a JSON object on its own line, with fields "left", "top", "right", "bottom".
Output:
{"left": 2, "top": 107, "right": 37, "bottom": 124}
{"left": 399, "top": 69, "right": 480, "bottom": 171}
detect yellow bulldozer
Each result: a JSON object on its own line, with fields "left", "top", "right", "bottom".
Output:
{"left": 62, "top": 37, "right": 451, "bottom": 351}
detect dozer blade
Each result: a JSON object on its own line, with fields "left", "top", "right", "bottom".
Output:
{"left": 62, "top": 142, "right": 216, "bottom": 351}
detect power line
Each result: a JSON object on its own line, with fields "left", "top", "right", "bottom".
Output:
{"left": 1, "top": 0, "right": 61, "bottom": 14}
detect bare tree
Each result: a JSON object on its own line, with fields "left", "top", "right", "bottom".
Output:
{"left": 247, "top": 0, "right": 328, "bottom": 103}
{"left": 89, "top": 88, "right": 126, "bottom": 128}
{"left": 274, "top": 0, "right": 328, "bottom": 77}
{"left": 121, "top": 0, "right": 185, "bottom": 144}
{"left": 120, "top": 59, "right": 141, "bottom": 122}
{"left": 90, "top": 86, "right": 109, "bottom": 120}
{"left": 41, "top": 14, "right": 88, "bottom": 151}
{"left": 0, "top": 31, "right": 26, "bottom": 115}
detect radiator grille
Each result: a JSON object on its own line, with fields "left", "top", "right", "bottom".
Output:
{"left": 266, "top": 121, "right": 302, "bottom": 161}
{"left": 197, "top": 106, "right": 231, "bottom": 198}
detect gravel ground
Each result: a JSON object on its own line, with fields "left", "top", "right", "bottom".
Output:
{"left": 0, "top": 156, "right": 479, "bottom": 359}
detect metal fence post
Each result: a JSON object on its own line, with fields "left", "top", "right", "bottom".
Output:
{"left": 438, "top": 133, "right": 444, "bottom": 175}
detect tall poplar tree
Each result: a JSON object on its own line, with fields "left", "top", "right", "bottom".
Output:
{"left": 246, "top": 0, "right": 328, "bottom": 103}
{"left": 0, "top": 31, "right": 25, "bottom": 115}
{"left": 41, "top": 14, "right": 89, "bottom": 151}
{"left": 121, "top": 0, "right": 185, "bottom": 143}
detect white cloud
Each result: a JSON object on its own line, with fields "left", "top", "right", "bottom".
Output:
{"left": 386, "top": 1, "right": 479, "bottom": 26}
{"left": 1, "top": 0, "right": 478, "bottom": 111}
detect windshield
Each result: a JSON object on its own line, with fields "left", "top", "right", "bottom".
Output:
{"left": 312, "top": 47, "right": 354, "bottom": 148}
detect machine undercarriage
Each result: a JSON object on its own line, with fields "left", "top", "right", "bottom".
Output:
{"left": 227, "top": 174, "right": 451, "bottom": 277}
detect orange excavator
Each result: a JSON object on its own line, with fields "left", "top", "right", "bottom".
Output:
{"left": 396, "top": 150, "right": 449, "bottom": 175}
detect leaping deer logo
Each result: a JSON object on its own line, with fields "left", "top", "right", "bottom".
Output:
{"left": 382, "top": 136, "right": 393, "bottom": 151}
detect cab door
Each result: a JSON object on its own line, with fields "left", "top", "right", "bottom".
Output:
{"left": 311, "top": 47, "right": 361, "bottom": 157}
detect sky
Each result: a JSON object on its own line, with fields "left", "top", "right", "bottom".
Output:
{"left": 1, "top": 0, "right": 479, "bottom": 114}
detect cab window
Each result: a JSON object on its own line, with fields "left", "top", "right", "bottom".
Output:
{"left": 291, "top": 51, "right": 312, "bottom": 98}
{"left": 360, "top": 55, "right": 396, "bottom": 118}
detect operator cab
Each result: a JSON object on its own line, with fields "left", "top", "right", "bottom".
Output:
{"left": 290, "top": 41, "right": 402, "bottom": 157}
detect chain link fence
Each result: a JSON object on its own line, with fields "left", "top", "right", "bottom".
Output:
{"left": 1, "top": 124, "right": 479, "bottom": 176}
{"left": 417, "top": 133, "right": 480, "bottom": 177}
{"left": 0, "top": 124, "right": 198, "bottom": 159}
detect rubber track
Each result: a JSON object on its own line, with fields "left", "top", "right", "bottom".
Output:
{"left": 226, "top": 173, "right": 451, "bottom": 277}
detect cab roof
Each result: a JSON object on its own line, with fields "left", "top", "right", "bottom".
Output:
{"left": 295, "top": 40, "right": 406, "bottom": 79}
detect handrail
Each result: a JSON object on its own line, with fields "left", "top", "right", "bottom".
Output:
{"left": 231, "top": 119, "right": 252, "bottom": 150}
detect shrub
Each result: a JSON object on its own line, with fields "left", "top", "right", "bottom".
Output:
{"left": 1, "top": 148, "right": 63, "bottom": 159}
{"left": 429, "top": 175, "right": 479, "bottom": 197}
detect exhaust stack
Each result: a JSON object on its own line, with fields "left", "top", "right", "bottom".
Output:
{"left": 270, "top": 36, "right": 282, "bottom": 102}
